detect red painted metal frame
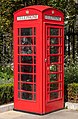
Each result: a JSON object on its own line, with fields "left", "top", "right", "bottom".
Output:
{"left": 14, "top": 5, "right": 64, "bottom": 114}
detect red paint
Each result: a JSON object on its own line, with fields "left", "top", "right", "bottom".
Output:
{"left": 13, "top": 5, "right": 64, "bottom": 114}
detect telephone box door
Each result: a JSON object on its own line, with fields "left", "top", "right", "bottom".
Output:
{"left": 14, "top": 22, "right": 42, "bottom": 114}
{"left": 45, "top": 24, "right": 64, "bottom": 113}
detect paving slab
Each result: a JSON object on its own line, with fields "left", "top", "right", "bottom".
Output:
{"left": 0, "top": 109, "right": 78, "bottom": 119}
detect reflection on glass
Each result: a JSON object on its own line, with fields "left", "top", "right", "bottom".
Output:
{"left": 50, "top": 38, "right": 58, "bottom": 44}
{"left": 21, "top": 28, "right": 32, "bottom": 36}
{"left": 21, "top": 74, "right": 33, "bottom": 82}
{"left": 21, "top": 46, "right": 32, "bottom": 54}
{"left": 50, "top": 56, "right": 59, "bottom": 63}
{"left": 22, "top": 92, "right": 32, "bottom": 100}
{"left": 20, "top": 37, "right": 32, "bottom": 45}
{"left": 21, "top": 65, "right": 33, "bottom": 73}
{"left": 50, "top": 92, "right": 58, "bottom": 100}
{"left": 21, "top": 83, "right": 33, "bottom": 91}
{"left": 50, "top": 28, "right": 59, "bottom": 35}
{"left": 50, "top": 74, "right": 58, "bottom": 82}
{"left": 50, "top": 83, "right": 58, "bottom": 90}
{"left": 50, "top": 46, "right": 59, "bottom": 54}
{"left": 50, "top": 65, "right": 58, "bottom": 72}
{"left": 21, "top": 56, "right": 33, "bottom": 64}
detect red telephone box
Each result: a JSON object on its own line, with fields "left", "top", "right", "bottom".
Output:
{"left": 13, "top": 5, "right": 64, "bottom": 114}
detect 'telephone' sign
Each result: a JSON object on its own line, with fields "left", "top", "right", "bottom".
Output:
{"left": 45, "top": 15, "right": 61, "bottom": 21}
{"left": 17, "top": 15, "right": 38, "bottom": 21}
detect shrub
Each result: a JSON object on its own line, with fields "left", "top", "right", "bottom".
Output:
{"left": 0, "top": 64, "right": 13, "bottom": 84}
{"left": 0, "top": 83, "right": 14, "bottom": 105}
{"left": 68, "top": 83, "right": 78, "bottom": 103}
{"left": 64, "top": 59, "right": 78, "bottom": 101}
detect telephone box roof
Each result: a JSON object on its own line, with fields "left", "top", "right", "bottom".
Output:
{"left": 14, "top": 5, "right": 63, "bottom": 15}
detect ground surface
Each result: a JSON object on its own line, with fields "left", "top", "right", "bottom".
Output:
{"left": 0, "top": 109, "right": 78, "bottom": 119}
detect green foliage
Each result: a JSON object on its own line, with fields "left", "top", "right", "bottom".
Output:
{"left": 0, "top": 83, "right": 13, "bottom": 105}
{"left": 0, "top": 65, "right": 13, "bottom": 84}
{"left": 68, "top": 83, "right": 78, "bottom": 103}
{"left": 64, "top": 59, "right": 78, "bottom": 101}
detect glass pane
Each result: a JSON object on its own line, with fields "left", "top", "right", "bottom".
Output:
{"left": 34, "top": 56, "right": 36, "bottom": 64}
{"left": 50, "top": 65, "right": 58, "bottom": 72}
{"left": 34, "top": 84, "right": 36, "bottom": 92}
{"left": 50, "top": 28, "right": 59, "bottom": 35}
{"left": 19, "top": 37, "right": 32, "bottom": 45}
{"left": 34, "top": 94, "right": 36, "bottom": 100}
{"left": 21, "top": 83, "right": 33, "bottom": 91}
{"left": 50, "top": 56, "right": 59, "bottom": 63}
{"left": 21, "top": 65, "right": 33, "bottom": 73}
{"left": 21, "top": 28, "right": 32, "bottom": 36}
{"left": 34, "top": 28, "right": 36, "bottom": 35}
{"left": 34, "top": 37, "right": 36, "bottom": 45}
{"left": 18, "top": 65, "right": 20, "bottom": 72}
{"left": 34, "top": 46, "right": 36, "bottom": 54}
{"left": 22, "top": 92, "right": 32, "bottom": 100}
{"left": 50, "top": 74, "right": 58, "bottom": 82}
{"left": 50, "top": 46, "right": 59, "bottom": 54}
{"left": 21, "top": 46, "right": 33, "bottom": 54}
{"left": 34, "top": 66, "right": 36, "bottom": 73}
{"left": 21, "top": 56, "right": 33, "bottom": 64}
{"left": 18, "top": 82, "right": 20, "bottom": 90}
{"left": 50, "top": 38, "right": 59, "bottom": 44}
{"left": 34, "top": 75, "right": 36, "bottom": 82}
{"left": 50, "top": 92, "right": 58, "bottom": 100}
{"left": 50, "top": 83, "right": 58, "bottom": 91}
{"left": 21, "top": 74, "right": 33, "bottom": 82}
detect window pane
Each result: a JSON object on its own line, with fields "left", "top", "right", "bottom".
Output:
{"left": 34, "top": 28, "right": 36, "bottom": 35}
{"left": 21, "top": 56, "right": 33, "bottom": 64}
{"left": 50, "top": 56, "right": 59, "bottom": 63}
{"left": 34, "top": 56, "right": 36, "bottom": 64}
{"left": 21, "top": 74, "right": 33, "bottom": 82}
{"left": 34, "top": 94, "right": 36, "bottom": 101}
{"left": 21, "top": 65, "right": 33, "bottom": 73}
{"left": 21, "top": 83, "right": 33, "bottom": 91}
{"left": 50, "top": 28, "right": 59, "bottom": 35}
{"left": 50, "top": 74, "right": 58, "bottom": 82}
{"left": 50, "top": 83, "right": 58, "bottom": 91}
{"left": 22, "top": 92, "right": 32, "bottom": 100}
{"left": 34, "top": 46, "right": 36, "bottom": 54}
{"left": 19, "top": 37, "right": 32, "bottom": 45}
{"left": 21, "top": 28, "right": 32, "bottom": 36}
{"left": 34, "top": 75, "right": 36, "bottom": 82}
{"left": 34, "top": 66, "right": 36, "bottom": 73}
{"left": 50, "top": 46, "right": 59, "bottom": 54}
{"left": 50, "top": 38, "right": 59, "bottom": 44}
{"left": 21, "top": 46, "right": 33, "bottom": 54}
{"left": 50, "top": 92, "right": 58, "bottom": 100}
{"left": 50, "top": 65, "right": 58, "bottom": 72}
{"left": 34, "top": 84, "right": 36, "bottom": 92}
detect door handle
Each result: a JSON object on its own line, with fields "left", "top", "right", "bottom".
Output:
{"left": 44, "top": 58, "right": 47, "bottom": 62}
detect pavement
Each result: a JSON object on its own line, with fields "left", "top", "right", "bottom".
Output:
{"left": 0, "top": 109, "right": 78, "bottom": 119}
